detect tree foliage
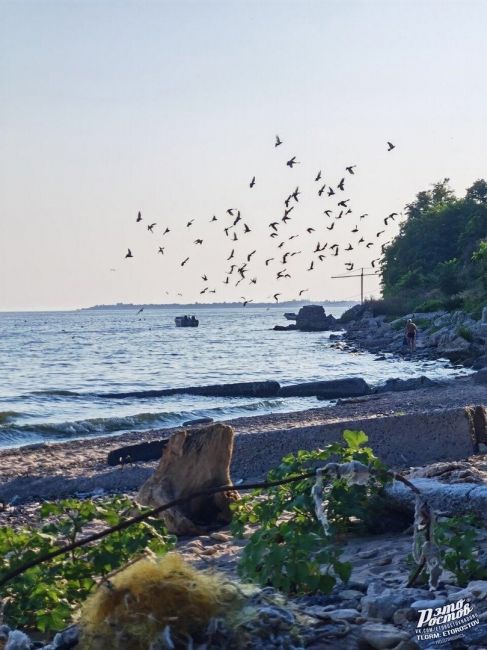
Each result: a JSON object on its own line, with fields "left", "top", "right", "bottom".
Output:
{"left": 380, "top": 179, "right": 487, "bottom": 315}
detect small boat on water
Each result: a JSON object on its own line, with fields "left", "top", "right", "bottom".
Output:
{"left": 284, "top": 312, "right": 298, "bottom": 321}
{"left": 175, "top": 315, "right": 199, "bottom": 327}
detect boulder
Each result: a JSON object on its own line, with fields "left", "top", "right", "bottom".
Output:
{"left": 279, "top": 378, "right": 371, "bottom": 399}
{"left": 99, "top": 380, "right": 280, "bottom": 399}
{"left": 295, "top": 305, "right": 338, "bottom": 332}
{"left": 376, "top": 376, "right": 437, "bottom": 393}
{"left": 136, "top": 423, "right": 239, "bottom": 536}
{"left": 473, "top": 368, "right": 487, "bottom": 384}
{"left": 471, "top": 354, "right": 487, "bottom": 370}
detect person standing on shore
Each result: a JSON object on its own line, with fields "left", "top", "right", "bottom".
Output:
{"left": 405, "top": 318, "right": 418, "bottom": 352}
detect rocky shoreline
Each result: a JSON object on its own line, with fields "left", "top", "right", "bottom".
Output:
{"left": 341, "top": 305, "right": 487, "bottom": 368}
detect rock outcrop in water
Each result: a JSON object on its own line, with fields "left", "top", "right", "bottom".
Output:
{"left": 274, "top": 305, "right": 339, "bottom": 332}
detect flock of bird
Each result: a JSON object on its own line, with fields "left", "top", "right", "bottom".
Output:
{"left": 123, "top": 136, "right": 398, "bottom": 304}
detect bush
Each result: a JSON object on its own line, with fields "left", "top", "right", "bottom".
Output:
{"left": 457, "top": 326, "right": 474, "bottom": 342}
{"left": 0, "top": 496, "right": 175, "bottom": 634}
{"left": 231, "top": 431, "right": 390, "bottom": 594}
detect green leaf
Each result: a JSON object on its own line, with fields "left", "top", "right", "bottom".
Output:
{"left": 343, "top": 429, "right": 368, "bottom": 450}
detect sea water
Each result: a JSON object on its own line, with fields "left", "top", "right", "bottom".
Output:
{"left": 0, "top": 307, "right": 470, "bottom": 448}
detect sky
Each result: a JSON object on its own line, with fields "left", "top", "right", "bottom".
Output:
{"left": 1, "top": 0, "right": 486, "bottom": 311}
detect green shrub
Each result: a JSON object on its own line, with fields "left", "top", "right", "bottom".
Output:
{"left": 231, "top": 431, "right": 390, "bottom": 594}
{"left": 0, "top": 496, "right": 175, "bottom": 634}
{"left": 457, "top": 326, "right": 473, "bottom": 342}
{"left": 414, "top": 298, "right": 444, "bottom": 312}
{"left": 434, "top": 514, "right": 487, "bottom": 587}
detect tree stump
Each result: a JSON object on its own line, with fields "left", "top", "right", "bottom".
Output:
{"left": 136, "top": 423, "right": 239, "bottom": 536}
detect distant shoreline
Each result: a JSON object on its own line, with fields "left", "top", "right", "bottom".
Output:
{"left": 79, "top": 300, "right": 357, "bottom": 311}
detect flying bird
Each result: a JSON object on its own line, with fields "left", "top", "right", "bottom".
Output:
{"left": 186, "top": 220, "right": 194, "bottom": 227}
{"left": 338, "top": 199, "right": 350, "bottom": 207}
{"left": 299, "top": 289, "right": 309, "bottom": 296}
{"left": 275, "top": 135, "right": 283, "bottom": 147}
{"left": 181, "top": 257, "right": 190, "bottom": 266}
{"left": 147, "top": 223, "right": 156, "bottom": 232}
{"left": 324, "top": 209, "right": 332, "bottom": 217}
{"left": 287, "top": 157, "right": 300, "bottom": 168}
{"left": 359, "top": 213, "right": 368, "bottom": 220}
{"left": 306, "top": 227, "right": 315, "bottom": 234}
{"left": 269, "top": 222, "right": 279, "bottom": 232}
{"left": 292, "top": 187, "right": 301, "bottom": 201}
{"left": 345, "top": 165, "right": 356, "bottom": 174}
{"left": 318, "top": 184, "right": 326, "bottom": 197}
{"left": 307, "top": 261, "right": 314, "bottom": 271}
{"left": 351, "top": 226, "right": 359, "bottom": 233}
{"left": 163, "top": 228, "right": 170, "bottom": 235}
{"left": 326, "top": 223, "right": 335, "bottom": 230}
{"left": 345, "top": 262, "right": 354, "bottom": 271}
{"left": 194, "top": 238, "right": 203, "bottom": 244}
{"left": 387, "top": 141, "right": 395, "bottom": 151}
{"left": 226, "top": 208, "right": 235, "bottom": 216}
{"left": 247, "top": 250, "right": 256, "bottom": 262}
{"left": 210, "top": 215, "right": 218, "bottom": 222}
{"left": 265, "top": 258, "right": 274, "bottom": 266}
{"left": 136, "top": 308, "right": 144, "bottom": 315}
{"left": 345, "top": 244, "right": 353, "bottom": 251}
{"left": 315, "top": 170, "right": 322, "bottom": 182}
{"left": 136, "top": 211, "right": 142, "bottom": 222}
{"left": 227, "top": 249, "right": 235, "bottom": 260}
{"left": 158, "top": 247, "right": 164, "bottom": 254}
{"left": 125, "top": 249, "right": 133, "bottom": 258}
{"left": 337, "top": 178, "right": 345, "bottom": 191}
{"left": 366, "top": 242, "right": 373, "bottom": 248}
{"left": 243, "top": 223, "right": 251, "bottom": 233}
{"left": 273, "top": 293, "right": 281, "bottom": 302}
{"left": 328, "top": 187, "right": 335, "bottom": 197}
{"left": 202, "top": 274, "right": 208, "bottom": 281}
{"left": 250, "top": 176, "right": 256, "bottom": 188}
{"left": 377, "top": 230, "right": 385, "bottom": 237}
{"left": 384, "top": 213, "right": 397, "bottom": 225}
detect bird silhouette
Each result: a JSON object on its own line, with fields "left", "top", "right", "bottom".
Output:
{"left": 186, "top": 220, "right": 194, "bottom": 227}
{"left": 345, "top": 165, "right": 356, "bottom": 174}
{"left": 136, "top": 211, "right": 142, "bottom": 222}
{"left": 232, "top": 232, "right": 238, "bottom": 241}
{"left": 351, "top": 226, "right": 359, "bottom": 233}
{"left": 337, "top": 178, "right": 345, "bottom": 191}
{"left": 345, "top": 244, "right": 353, "bottom": 251}
{"left": 328, "top": 187, "right": 335, "bottom": 197}
{"left": 243, "top": 223, "right": 251, "bottom": 233}
{"left": 387, "top": 141, "right": 395, "bottom": 151}
{"left": 275, "top": 135, "right": 283, "bottom": 147}
{"left": 306, "top": 227, "right": 315, "bottom": 234}
{"left": 147, "top": 223, "right": 156, "bottom": 232}
{"left": 358, "top": 237, "right": 364, "bottom": 244}
{"left": 315, "top": 171, "right": 322, "bottom": 182}
{"left": 284, "top": 206, "right": 294, "bottom": 217}
{"left": 338, "top": 199, "right": 349, "bottom": 207}
{"left": 359, "top": 213, "right": 368, "bottom": 219}
{"left": 210, "top": 215, "right": 218, "bottom": 222}
{"left": 223, "top": 277, "right": 229, "bottom": 284}
{"left": 158, "top": 247, "right": 164, "bottom": 254}
{"left": 318, "top": 184, "right": 326, "bottom": 197}
{"left": 299, "top": 289, "right": 309, "bottom": 296}
{"left": 345, "top": 262, "right": 354, "bottom": 271}
{"left": 384, "top": 213, "right": 397, "bottom": 225}
{"left": 332, "top": 248, "right": 339, "bottom": 256}
{"left": 270, "top": 232, "right": 278, "bottom": 238}
{"left": 273, "top": 293, "right": 281, "bottom": 302}
{"left": 292, "top": 187, "right": 301, "bottom": 201}
{"left": 269, "top": 222, "right": 279, "bottom": 232}
{"left": 163, "top": 228, "right": 170, "bottom": 235}
{"left": 233, "top": 213, "right": 241, "bottom": 226}
{"left": 200, "top": 287, "right": 208, "bottom": 294}
{"left": 250, "top": 278, "right": 257, "bottom": 285}
{"left": 326, "top": 223, "right": 335, "bottom": 230}
{"left": 125, "top": 249, "right": 133, "bottom": 258}
{"left": 250, "top": 176, "right": 256, "bottom": 188}
{"left": 242, "top": 298, "right": 253, "bottom": 307}
{"left": 247, "top": 250, "right": 256, "bottom": 262}
{"left": 181, "top": 257, "right": 189, "bottom": 266}
{"left": 287, "top": 157, "right": 299, "bottom": 168}
{"left": 307, "top": 261, "right": 314, "bottom": 271}
{"left": 376, "top": 230, "right": 385, "bottom": 237}
{"left": 366, "top": 242, "right": 373, "bottom": 248}
{"left": 226, "top": 208, "right": 235, "bottom": 216}
{"left": 227, "top": 249, "right": 235, "bottom": 260}
{"left": 194, "top": 239, "right": 203, "bottom": 244}
{"left": 265, "top": 258, "right": 274, "bottom": 266}
{"left": 136, "top": 308, "right": 144, "bottom": 315}
{"left": 323, "top": 209, "right": 332, "bottom": 217}
{"left": 202, "top": 274, "right": 208, "bottom": 281}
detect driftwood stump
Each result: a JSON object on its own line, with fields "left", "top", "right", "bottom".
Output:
{"left": 136, "top": 423, "right": 239, "bottom": 535}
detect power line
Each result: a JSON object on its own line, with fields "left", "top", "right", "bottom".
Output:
{"left": 331, "top": 267, "right": 379, "bottom": 304}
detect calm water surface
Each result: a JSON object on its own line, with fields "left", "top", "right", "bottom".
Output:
{"left": 0, "top": 307, "right": 469, "bottom": 448}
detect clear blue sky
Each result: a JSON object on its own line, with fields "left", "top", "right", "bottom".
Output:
{"left": 1, "top": 0, "right": 486, "bottom": 310}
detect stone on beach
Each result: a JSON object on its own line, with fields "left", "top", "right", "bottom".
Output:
{"left": 280, "top": 377, "right": 371, "bottom": 399}
{"left": 137, "top": 423, "right": 239, "bottom": 535}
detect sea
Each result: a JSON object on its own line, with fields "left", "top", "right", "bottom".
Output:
{"left": 0, "top": 306, "right": 471, "bottom": 449}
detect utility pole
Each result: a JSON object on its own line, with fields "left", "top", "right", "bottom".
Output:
{"left": 331, "top": 267, "right": 379, "bottom": 304}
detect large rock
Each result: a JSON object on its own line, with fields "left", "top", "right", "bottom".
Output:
{"left": 99, "top": 380, "right": 280, "bottom": 399}
{"left": 295, "top": 305, "right": 338, "bottom": 331}
{"left": 137, "top": 423, "right": 239, "bottom": 535}
{"left": 280, "top": 378, "right": 371, "bottom": 399}
{"left": 376, "top": 376, "right": 437, "bottom": 393}
{"left": 473, "top": 368, "right": 487, "bottom": 384}
{"left": 107, "top": 439, "right": 168, "bottom": 466}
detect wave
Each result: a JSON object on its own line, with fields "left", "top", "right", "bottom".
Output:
{"left": 0, "top": 399, "right": 284, "bottom": 445}
{"left": 29, "top": 389, "right": 81, "bottom": 397}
